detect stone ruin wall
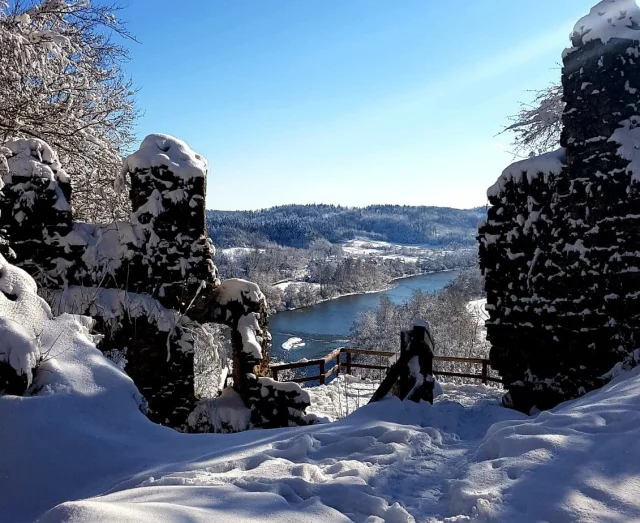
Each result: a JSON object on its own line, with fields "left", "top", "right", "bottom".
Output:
{"left": 479, "top": 1, "right": 640, "bottom": 412}
{"left": 0, "top": 134, "right": 310, "bottom": 430}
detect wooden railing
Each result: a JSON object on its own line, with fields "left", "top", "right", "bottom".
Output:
{"left": 270, "top": 348, "right": 395, "bottom": 385}
{"left": 269, "top": 348, "right": 501, "bottom": 385}
{"left": 431, "top": 355, "right": 501, "bottom": 385}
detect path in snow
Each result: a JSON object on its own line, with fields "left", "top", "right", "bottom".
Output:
{"left": 37, "top": 384, "right": 512, "bottom": 523}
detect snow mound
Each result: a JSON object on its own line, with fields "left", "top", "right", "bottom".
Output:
{"left": 570, "top": 0, "right": 640, "bottom": 48}
{"left": 282, "top": 336, "right": 305, "bottom": 350}
{"left": 450, "top": 367, "right": 640, "bottom": 521}
{"left": 1, "top": 137, "right": 69, "bottom": 183}
{"left": 118, "top": 133, "right": 207, "bottom": 187}
{"left": 188, "top": 387, "right": 251, "bottom": 433}
{"left": 487, "top": 148, "right": 566, "bottom": 198}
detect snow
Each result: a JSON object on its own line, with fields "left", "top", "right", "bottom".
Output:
{"left": 258, "top": 375, "right": 312, "bottom": 404}
{"left": 609, "top": 115, "right": 640, "bottom": 182}
{"left": 467, "top": 299, "right": 489, "bottom": 323}
{"left": 282, "top": 336, "right": 306, "bottom": 350}
{"left": 188, "top": 387, "right": 251, "bottom": 433}
{"left": 450, "top": 367, "right": 640, "bottom": 521}
{"left": 1, "top": 137, "right": 70, "bottom": 183}
{"left": 342, "top": 239, "right": 435, "bottom": 263}
{"left": 304, "top": 374, "right": 443, "bottom": 421}
{"left": 5, "top": 255, "right": 640, "bottom": 522}
{"left": 58, "top": 222, "right": 140, "bottom": 276}
{"left": 6, "top": 326, "right": 640, "bottom": 523}
{"left": 305, "top": 375, "right": 382, "bottom": 419}
{"left": 44, "top": 286, "right": 180, "bottom": 334}
{"left": 488, "top": 149, "right": 566, "bottom": 198}
{"left": 119, "top": 133, "right": 207, "bottom": 186}
{"left": 221, "top": 247, "right": 265, "bottom": 258}
{"left": 274, "top": 280, "right": 321, "bottom": 292}
{"left": 342, "top": 239, "right": 393, "bottom": 253}
{"left": 237, "top": 313, "right": 264, "bottom": 360}
{"left": 570, "top": 0, "right": 640, "bottom": 48}
{"left": 217, "top": 278, "right": 266, "bottom": 306}
{"left": 0, "top": 317, "right": 40, "bottom": 387}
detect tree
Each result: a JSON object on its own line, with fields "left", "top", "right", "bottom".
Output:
{"left": 0, "top": 0, "right": 138, "bottom": 223}
{"left": 502, "top": 83, "right": 564, "bottom": 157}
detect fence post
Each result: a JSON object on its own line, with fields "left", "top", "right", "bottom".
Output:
{"left": 346, "top": 351, "right": 352, "bottom": 375}
{"left": 319, "top": 360, "right": 326, "bottom": 385}
{"left": 272, "top": 368, "right": 279, "bottom": 382}
{"left": 336, "top": 352, "right": 341, "bottom": 376}
{"left": 482, "top": 361, "right": 488, "bottom": 385}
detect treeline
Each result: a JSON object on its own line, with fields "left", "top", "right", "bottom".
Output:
{"left": 216, "top": 243, "right": 477, "bottom": 312}
{"left": 207, "top": 204, "right": 486, "bottom": 249}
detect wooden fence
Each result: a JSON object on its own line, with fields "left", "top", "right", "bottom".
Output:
{"left": 269, "top": 348, "right": 501, "bottom": 386}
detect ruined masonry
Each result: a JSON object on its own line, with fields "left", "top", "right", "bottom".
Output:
{"left": 0, "top": 134, "right": 310, "bottom": 430}
{"left": 479, "top": 0, "right": 640, "bottom": 412}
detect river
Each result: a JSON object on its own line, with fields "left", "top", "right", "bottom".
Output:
{"left": 269, "top": 270, "right": 458, "bottom": 363}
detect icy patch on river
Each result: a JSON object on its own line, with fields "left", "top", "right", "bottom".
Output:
{"left": 282, "top": 336, "right": 306, "bottom": 350}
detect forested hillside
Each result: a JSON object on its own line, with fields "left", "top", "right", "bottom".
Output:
{"left": 207, "top": 204, "right": 486, "bottom": 248}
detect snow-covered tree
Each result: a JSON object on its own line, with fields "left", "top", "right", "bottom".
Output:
{"left": 502, "top": 84, "right": 564, "bottom": 157}
{"left": 0, "top": 0, "right": 137, "bottom": 223}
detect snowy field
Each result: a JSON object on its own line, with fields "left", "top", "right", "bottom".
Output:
{"left": 3, "top": 257, "right": 640, "bottom": 522}
{"left": 273, "top": 280, "right": 321, "bottom": 292}
{"left": 341, "top": 239, "right": 457, "bottom": 264}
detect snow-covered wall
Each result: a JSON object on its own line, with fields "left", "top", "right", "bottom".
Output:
{"left": 479, "top": 0, "right": 640, "bottom": 412}
{"left": 0, "top": 133, "right": 310, "bottom": 431}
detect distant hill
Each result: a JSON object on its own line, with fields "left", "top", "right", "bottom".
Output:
{"left": 206, "top": 204, "right": 486, "bottom": 249}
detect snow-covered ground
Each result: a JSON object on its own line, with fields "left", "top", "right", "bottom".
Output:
{"left": 4, "top": 257, "right": 640, "bottom": 522}
{"left": 305, "top": 374, "right": 384, "bottom": 419}
{"left": 221, "top": 247, "right": 265, "bottom": 258}
{"left": 273, "top": 280, "right": 321, "bottom": 292}
{"left": 342, "top": 239, "right": 451, "bottom": 264}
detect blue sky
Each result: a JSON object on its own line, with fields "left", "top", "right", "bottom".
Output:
{"left": 123, "top": 0, "right": 590, "bottom": 211}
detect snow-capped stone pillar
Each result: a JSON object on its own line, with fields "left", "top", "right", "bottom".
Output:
{"left": 0, "top": 139, "right": 74, "bottom": 284}
{"left": 205, "top": 278, "right": 311, "bottom": 428}
{"left": 538, "top": 0, "right": 640, "bottom": 406}
{"left": 119, "top": 134, "right": 218, "bottom": 312}
{"left": 557, "top": 0, "right": 640, "bottom": 355}
{"left": 480, "top": 0, "right": 640, "bottom": 412}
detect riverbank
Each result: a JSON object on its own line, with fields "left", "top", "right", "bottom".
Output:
{"left": 269, "top": 270, "right": 460, "bottom": 362}
{"left": 276, "top": 267, "right": 461, "bottom": 313}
